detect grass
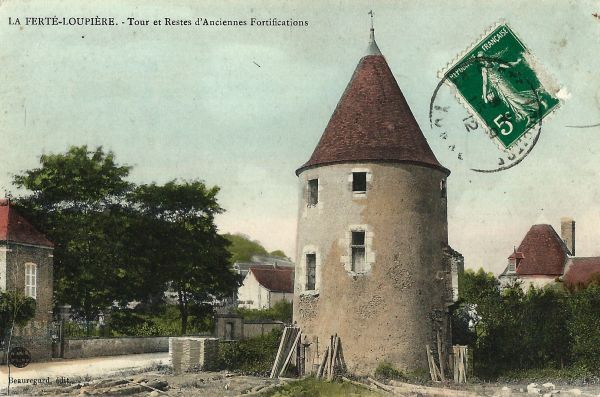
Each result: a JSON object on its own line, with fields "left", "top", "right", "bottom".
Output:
{"left": 259, "top": 377, "right": 384, "bottom": 397}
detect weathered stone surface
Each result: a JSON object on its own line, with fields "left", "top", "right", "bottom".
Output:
{"left": 294, "top": 163, "right": 451, "bottom": 375}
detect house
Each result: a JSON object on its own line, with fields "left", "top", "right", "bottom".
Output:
{"left": 293, "top": 26, "right": 453, "bottom": 375}
{"left": 0, "top": 198, "right": 54, "bottom": 361}
{"left": 233, "top": 254, "right": 294, "bottom": 279}
{"left": 499, "top": 217, "right": 600, "bottom": 289}
{"left": 237, "top": 266, "right": 294, "bottom": 309}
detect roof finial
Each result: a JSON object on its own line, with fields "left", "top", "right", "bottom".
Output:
{"left": 365, "top": 10, "right": 382, "bottom": 56}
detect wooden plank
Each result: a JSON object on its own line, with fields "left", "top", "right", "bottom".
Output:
{"left": 453, "top": 345, "right": 459, "bottom": 383}
{"left": 437, "top": 330, "right": 446, "bottom": 381}
{"left": 316, "top": 346, "right": 329, "bottom": 379}
{"left": 367, "top": 377, "right": 394, "bottom": 392}
{"left": 426, "top": 344, "right": 436, "bottom": 381}
{"left": 270, "top": 327, "right": 290, "bottom": 378}
{"left": 328, "top": 335, "right": 340, "bottom": 381}
{"left": 279, "top": 330, "right": 302, "bottom": 377}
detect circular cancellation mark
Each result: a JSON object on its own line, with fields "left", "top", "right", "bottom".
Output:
{"left": 9, "top": 346, "right": 32, "bottom": 368}
{"left": 428, "top": 56, "right": 546, "bottom": 173}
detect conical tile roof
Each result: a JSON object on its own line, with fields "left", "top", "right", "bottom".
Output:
{"left": 296, "top": 32, "right": 448, "bottom": 176}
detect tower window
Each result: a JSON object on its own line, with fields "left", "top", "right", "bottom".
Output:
{"left": 440, "top": 179, "right": 447, "bottom": 198}
{"left": 352, "top": 172, "right": 367, "bottom": 192}
{"left": 308, "top": 179, "right": 319, "bottom": 206}
{"left": 306, "top": 253, "right": 316, "bottom": 290}
{"left": 351, "top": 231, "right": 366, "bottom": 272}
{"left": 25, "top": 263, "right": 37, "bottom": 299}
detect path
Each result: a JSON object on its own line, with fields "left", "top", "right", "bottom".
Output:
{"left": 0, "top": 352, "right": 169, "bottom": 390}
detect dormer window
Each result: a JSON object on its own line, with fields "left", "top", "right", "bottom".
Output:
{"left": 308, "top": 179, "right": 318, "bottom": 206}
{"left": 352, "top": 172, "right": 367, "bottom": 193}
{"left": 508, "top": 261, "right": 516, "bottom": 273}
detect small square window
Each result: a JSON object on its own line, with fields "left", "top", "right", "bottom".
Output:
{"left": 352, "top": 172, "right": 367, "bottom": 192}
{"left": 308, "top": 179, "right": 318, "bottom": 206}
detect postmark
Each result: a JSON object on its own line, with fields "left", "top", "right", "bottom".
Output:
{"left": 9, "top": 346, "right": 32, "bottom": 368}
{"left": 431, "top": 22, "right": 563, "bottom": 172}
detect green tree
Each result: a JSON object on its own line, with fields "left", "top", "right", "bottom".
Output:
{"left": 568, "top": 284, "right": 600, "bottom": 370}
{"left": 269, "top": 250, "right": 290, "bottom": 260}
{"left": 130, "top": 180, "right": 242, "bottom": 334}
{"left": 12, "top": 146, "right": 137, "bottom": 321}
{"left": 0, "top": 291, "right": 36, "bottom": 345}
{"left": 224, "top": 233, "right": 268, "bottom": 263}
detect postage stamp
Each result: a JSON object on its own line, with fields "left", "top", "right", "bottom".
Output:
{"left": 440, "top": 23, "right": 561, "bottom": 151}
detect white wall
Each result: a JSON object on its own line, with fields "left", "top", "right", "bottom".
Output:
{"left": 237, "top": 271, "right": 293, "bottom": 309}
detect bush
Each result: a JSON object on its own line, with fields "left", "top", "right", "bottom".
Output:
{"left": 108, "top": 304, "right": 204, "bottom": 337}
{"left": 219, "top": 328, "right": 282, "bottom": 375}
{"left": 568, "top": 284, "right": 600, "bottom": 369}
{"left": 235, "top": 300, "right": 292, "bottom": 323}
{"left": 455, "top": 269, "right": 600, "bottom": 379}
{"left": 374, "top": 361, "right": 405, "bottom": 381}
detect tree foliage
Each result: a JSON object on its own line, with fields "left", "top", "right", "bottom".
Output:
{"left": 224, "top": 233, "right": 269, "bottom": 263}
{"left": 454, "top": 269, "right": 600, "bottom": 378}
{"left": 12, "top": 146, "right": 240, "bottom": 332}
{"left": 235, "top": 300, "right": 293, "bottom": 323}
{"left": 13, "top": 146, "right": 135, "bottom": 320}
{"left": 129, "top": 181, "right": 241, "bottom": 333}
{"left": 0, "top": 291, "right": 36, "bottom": 343}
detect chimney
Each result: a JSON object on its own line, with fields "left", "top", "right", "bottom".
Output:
{"left": 560, "top": 217, "right": 575, "bottom": 256}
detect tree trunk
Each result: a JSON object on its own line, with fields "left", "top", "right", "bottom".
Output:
{"left": 177, "top": 289, "right": 188, "bottom": 335}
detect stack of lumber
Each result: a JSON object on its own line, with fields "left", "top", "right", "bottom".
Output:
{"left": 270, "top": 326, "right": 301, "bottom": 378}
{"left": 316, "top": 333, "right": 345, "bottom": 380}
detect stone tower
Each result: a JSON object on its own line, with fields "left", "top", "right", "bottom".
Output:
{"left": 293, "top": 28, "right": 452, "bottom": 375}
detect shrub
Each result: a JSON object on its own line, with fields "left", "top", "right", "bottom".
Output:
{"left": 374, "top": 361, "right": 405, "bottom": 381}
{"left": 219, "top": 328, "right": 282, "bottom": 375}
{"left": 455, "top": 269, "right": 600, "bottom": 379}
{"left": 235, "top": 300, "right": 292, "bottom": 323}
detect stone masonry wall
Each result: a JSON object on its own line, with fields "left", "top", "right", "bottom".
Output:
{"left": 62, "top": 336, "right": 169, "bottom": 359}
{"left": 5, "top": 243, "right": 54, "bottom": 361}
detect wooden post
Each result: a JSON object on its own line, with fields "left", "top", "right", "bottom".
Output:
{"left": 328, "top": 335, "right": 340, "bottom": 381}
{"left": 317, "top": 346, "right": 329, "bottom": 379}
{"left": 437, "top": 330, "right": 445, "bottom": 381}
{"left": 453, "top": 345, "right": 459, "bottom": 383}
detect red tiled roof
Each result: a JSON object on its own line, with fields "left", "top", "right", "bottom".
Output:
{"left": 250, "top": 267, "right": 294, "bottom": 293}
{"left": 564, "top": 257, "right": 600, "bottom": 286}
{"left": 509, "top": 251, "right": 525, "bottom": 260}
{"left": 296, "top": 53, "right": 448, "bottom": 176}
{"left": 514, "top": 224, "right": 568, "bottom": 276}
{"left": 0, "top": 200, "right": 53, "bottom": 248}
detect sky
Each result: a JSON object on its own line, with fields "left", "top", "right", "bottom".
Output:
{"left": 1, "top": 0, "right": 599, "bottom": 274}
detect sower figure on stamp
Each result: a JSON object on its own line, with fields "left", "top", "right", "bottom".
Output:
{"left": 478, "top": 51, "right": 547, "bottom": 125}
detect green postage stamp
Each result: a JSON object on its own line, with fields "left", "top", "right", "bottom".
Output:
{"left": 442, "top": 23, "right": 560, "bottom": 149}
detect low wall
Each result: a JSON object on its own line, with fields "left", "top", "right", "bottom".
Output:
{"left": 62, "top": 336, "right": 169, "bottom": 359}
{"left": 243, "top": 321, "right": 284, "bottom": 339}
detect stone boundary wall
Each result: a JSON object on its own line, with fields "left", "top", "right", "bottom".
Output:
{"left": 62, "top": 336, "right": 169, "bottom": 359}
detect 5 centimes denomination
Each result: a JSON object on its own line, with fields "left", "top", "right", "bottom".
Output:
{"left": 432, "top": 22, "right": 564, "bottom": 172}
{"left": 445, "top": 22, "right": 560, "bottom": 149}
